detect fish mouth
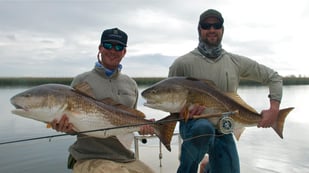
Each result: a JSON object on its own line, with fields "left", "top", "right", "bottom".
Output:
{"left": 11, "top": 102, "right": 23, "bottom": 109}
{"left": 10, "top": 98, "right": 24, "bottom": 109}
{"left": 143, "top": 98, "right": 161, "bottom": 107}
{"left": 13, "top": 104, "right": 23, "bottom": 109}
{"left": 11, "top": 103, "right": 28, "bottom": 112}
{"left": 143, "top": 101, "right": 155, "bottom": 107}
{"left": 11, "top": 106, "right": 30, "bottom": 117}
{"left": 143, "top": 98, "right": 161, "bottom": 108}
{"left": 143, "top": 99, "right": 155, "bottom": 104}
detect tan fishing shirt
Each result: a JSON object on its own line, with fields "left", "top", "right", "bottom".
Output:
{"left": 168, "top": 48, "right": 282, "bottom": 102}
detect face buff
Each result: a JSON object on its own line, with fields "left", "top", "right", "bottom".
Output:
{"left": 197, "top": 41, "right": 222, "bottom": 59}
{"left": 95, "top": 61, "right": 122, "bottom": 77}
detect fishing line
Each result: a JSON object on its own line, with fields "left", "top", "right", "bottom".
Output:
{"left": 0, "top": 117, "right": 182, "bottom": 145}
{"left": 181, "top": 133, "right": 225, "bottom": 142}
{"left": 0, "top": 111, "right": 236, "bottom": 145}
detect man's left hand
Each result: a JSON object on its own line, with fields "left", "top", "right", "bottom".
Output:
{"left": 258, "top": 100, "right": 280, "bottom": 128}
{"left": 139, "top": 118, "right": 155, "bottom": 135}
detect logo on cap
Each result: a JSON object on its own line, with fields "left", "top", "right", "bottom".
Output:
{"left": 101, "top": 28, "right": 128, "bottom": 46}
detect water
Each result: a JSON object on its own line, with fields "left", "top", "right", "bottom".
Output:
{"left": 0, "top": 85, "right": 308, "bottom": 173}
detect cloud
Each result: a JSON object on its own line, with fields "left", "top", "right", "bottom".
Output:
{"left": 0, "top": 0, "right": 308, "bottom": 77}
{"left": 122, "top": 54, "right": 176, "bottom": 77}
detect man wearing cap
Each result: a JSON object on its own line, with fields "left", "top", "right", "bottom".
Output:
{"left": 169, "top": 9, "right": 282, "bottom": 173}
{"left": 51, "top": 28, "right": 155, "bottom": 173}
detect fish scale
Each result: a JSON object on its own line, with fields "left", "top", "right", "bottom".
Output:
{"left": 142, "top": 77, "right": 294, "bottom": 140}
{"left": 10, "top": 83, "right": 177, "bottom": 151}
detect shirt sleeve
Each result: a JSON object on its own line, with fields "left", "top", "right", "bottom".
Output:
{"left": 233, "top": 55, "right": 283, "bottom": 102}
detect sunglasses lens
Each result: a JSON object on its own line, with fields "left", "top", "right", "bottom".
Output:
{"left": 115, "top": 45, "right": 124, "bottom": 51}
{"left": 200, "top": 23, "right": 211, "bottom": 29}
{"left": 213, "top": 23, "right": 222, "bottom": 29}
{"left": 103, "top": 42, "right": 113, "bottom": 49}
{"left": 200, "top": 23, "right": 222, "bottom": 30}
{"left": 102, "top": 42, "right": 124, "bottom": 51}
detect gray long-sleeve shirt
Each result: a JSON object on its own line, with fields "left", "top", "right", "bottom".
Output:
{"left": 69, "top": 64, "right": 139, "bottom": 162}
{"left": 169, "top": 48, "right": 282, "bottom": 102}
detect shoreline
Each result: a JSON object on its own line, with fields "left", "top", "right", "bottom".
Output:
{"left": 0, "top": 76, "right": 309, "bottom": 87}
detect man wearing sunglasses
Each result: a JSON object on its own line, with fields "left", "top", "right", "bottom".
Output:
{"left": 169, "top": 9, "right": 282, "bottom": 173}
{"left": 50, "top": 28, "right": 155, "bottom": 173}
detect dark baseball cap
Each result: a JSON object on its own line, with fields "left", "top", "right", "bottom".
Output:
{"left": 101, "top": 28, "right": 128, "bottom": 46}
{"left": 199, "top": 9, "right": 224, "bottom": 24}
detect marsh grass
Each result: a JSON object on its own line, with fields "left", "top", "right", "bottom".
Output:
{"left": 0, "top": 77, "right": 308, "bottom": 87}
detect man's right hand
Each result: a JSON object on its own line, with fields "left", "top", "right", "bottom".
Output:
{"left": 51, "top": 114, "right": 76, "bottom": 134}
{"left": 180, "top": 104, "right": 206, "bottom": 120}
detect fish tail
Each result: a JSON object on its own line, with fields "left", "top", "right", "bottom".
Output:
{"left": 153, "top": 113, "right": 179, "bottom": 151}
{"left": 272, "top": 107, "right": 294, "bottom": 139}
{"left": 46, "top": 123, "right": 52, "bottom": 128}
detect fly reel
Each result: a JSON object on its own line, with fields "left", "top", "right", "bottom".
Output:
{"left": 218, "top": 116, "right": 235, "bottom": 134}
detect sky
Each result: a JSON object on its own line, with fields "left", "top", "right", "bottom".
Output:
{"left": 1, "top": 0, "right": 308, "bottom": 77}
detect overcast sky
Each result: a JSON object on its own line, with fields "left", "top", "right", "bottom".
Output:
{"left": 1, "top": 0, "right": 308, "bottom": 77}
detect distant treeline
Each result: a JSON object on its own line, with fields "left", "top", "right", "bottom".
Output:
{"left": 0, "top": 77, "right": 308, "bottom": 87}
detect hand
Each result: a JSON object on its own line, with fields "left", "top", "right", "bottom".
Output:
{"left": 199, "top": 154, "right": 209, "bottom": 173}
{"left": 257, "top": 100, "right": 280, "bottom": 128}
{"left": 139, "top": 118, "right": 155, "bottom": 135}
{"left": 51, "top": 114, "right": 76, "bottom": 134}
{"left": 258, "top": 109, "right": 279, "bottom": 128}
{"left": 180, "top": 104, "right": 206, "bottom": 120}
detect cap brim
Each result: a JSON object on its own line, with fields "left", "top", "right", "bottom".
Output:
{"left": 102, "top": 39, "right": 127, "bottom": 46}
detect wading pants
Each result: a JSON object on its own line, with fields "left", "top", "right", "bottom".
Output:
{"left": 176, "top": 119, "right": 240, "bottom": 173}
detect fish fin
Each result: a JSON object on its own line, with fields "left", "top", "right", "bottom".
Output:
{"left": 233, "top": 127, "right": 245, "bottom": 141}
{"left": 73, "top": 82, "right": 95, "bottom": 98}
{"left": 46, "top": 123, "right": 52, "bottom": 128}
{"left": 183, "top": 105, "right": 190, "bottom": 122}
{"left": 99, "top": 97, "right": 118, "bottom": 105}
{"left": 224, "top": 92, "right": 258, "bottom": 113}
{"left": 197, "top": 78, "right": 218, "bottom": 88}
{"left": 153, "top": 113, "right": 179, "bottom": 151}
{"left": 101, "top": 98, "right": 146, "bottom": 118}
{"left": 272, "top": 107, "right": 294, "bottom": 139}
{"left": 181, "top": 104, "right": 193, "bottom": 122}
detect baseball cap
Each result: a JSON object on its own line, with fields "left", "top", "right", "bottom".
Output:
{"left": 100, "top": 28, "right": 128, "bottom": 46}
{"left": 199, "top": 9, "right": 224, "bottom": 24}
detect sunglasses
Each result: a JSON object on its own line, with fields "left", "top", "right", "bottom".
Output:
{"left": 200, "top": 22, "right": 223, "bottom": 30}
{"left": 102, "top": 42, "right": 125, "bottom": 51}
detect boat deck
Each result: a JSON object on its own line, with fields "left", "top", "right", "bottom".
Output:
{"left": 134, "top": 133, "right": 182, "bottom": 173}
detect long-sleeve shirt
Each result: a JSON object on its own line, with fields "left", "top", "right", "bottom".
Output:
{"left": 69, "top": 64, "right": 139, "bottom": 162}
{"left": 168, "top": 48, "right": 282, "bottom": 102}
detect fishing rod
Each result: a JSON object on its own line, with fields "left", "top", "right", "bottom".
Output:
{"left": 0, "top": 116, "right": 180, "bottom": 145}
{"left": 0, "top": 110, "right": 238, "bottom": 145}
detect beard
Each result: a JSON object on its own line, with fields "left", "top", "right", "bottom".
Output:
{"left": 203, "top": 33, "right": 223, "bottom": 47}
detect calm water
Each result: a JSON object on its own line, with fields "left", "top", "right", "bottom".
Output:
{"left": 0, "top": 85, "right": 308, "bottom": 173}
